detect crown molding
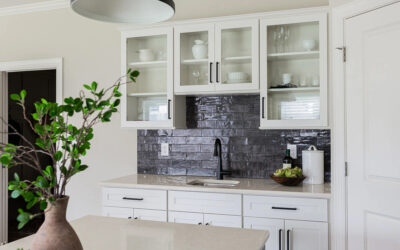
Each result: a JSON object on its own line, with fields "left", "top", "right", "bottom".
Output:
{"left": 0, "top": 0, "right": 69, "bottom": 17}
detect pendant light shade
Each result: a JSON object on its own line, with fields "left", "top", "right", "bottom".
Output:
{"left": 70, "top": 0, "right": 175, "bottom": 24}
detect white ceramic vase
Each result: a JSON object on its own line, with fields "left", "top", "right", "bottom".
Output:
{"left": 192, "top": 40, "right": 207, "bottom": 59}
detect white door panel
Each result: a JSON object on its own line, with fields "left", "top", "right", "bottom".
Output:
{"left": 244, "top": 217, "right": 284, "bottom": 250}
{"left": 168, "top": 211, "right": 203, "bottom": 225}
{"left": 203, "top": 214, "right": 242, "bottom": 228}
{"left": 285, "top": 220, "right": 328, "bottom": 250}
{"left": 345, "top": 2, "right": 400, "bottom": 250}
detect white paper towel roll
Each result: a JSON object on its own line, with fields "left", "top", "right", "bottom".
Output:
{"left": 302, "top": 145, "right": 324, "bottom": 184}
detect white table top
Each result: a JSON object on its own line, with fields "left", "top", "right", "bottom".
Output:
{"left": 1, "top": 216, "right": 269, "bottom": 250}
{"left": 100, "top": 174, "right": 331, "bottom": 199}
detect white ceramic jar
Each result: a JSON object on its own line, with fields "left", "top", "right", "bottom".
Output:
{"left": 302, "top": 145, "right": 324, "bottom": 184}
{"left": 192, "top": 40, "right": 207, "bottom": 59}
{"left": 302, "top": 39, "right": 316, "bottom": 51}
{"left": 137, "top": 49, "right": 155, "bottom": 62}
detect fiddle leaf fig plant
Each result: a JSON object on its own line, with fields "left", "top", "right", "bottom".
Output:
{"left": 1, "top": 69, "right": 139, "bottom": 229}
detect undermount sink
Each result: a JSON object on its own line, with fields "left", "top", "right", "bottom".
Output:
{"left": 187, "top": 179, "right": 240, "bottom": 187}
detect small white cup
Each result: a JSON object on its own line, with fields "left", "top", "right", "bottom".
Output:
{"left": 282, "top": 73, "right": 292, "bottom": 84}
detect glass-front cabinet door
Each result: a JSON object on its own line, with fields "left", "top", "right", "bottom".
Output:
{"left": 260, "top": 13, "right": 328, "bottom": 128}
{"left": 215, "top": 19, "right": 259, "bottom": 93}
{"left": 174, "top": 24, "right": 215, "bottom": 94}
{"left": 121, "top": 28, "right": 178, "bottom": 128}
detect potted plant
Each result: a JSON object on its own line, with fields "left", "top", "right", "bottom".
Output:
{"left": 0, "top": 70, "right": 139, "bottom": 250}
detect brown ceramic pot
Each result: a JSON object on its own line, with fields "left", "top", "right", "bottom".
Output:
{"left": 30, "top": 196, "right": 83, "bottom": 250}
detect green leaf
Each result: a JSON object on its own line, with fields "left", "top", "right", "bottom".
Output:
{"left": 40, "top": 200, "right": 48, "bottom": 210}
{"left": 36, "top": 176, "right": 49, "bottom": 188}
{"left": 54, "top": 151, "right": 62, "bottom": 161}
{"left": 83, "top": 84, "right": 91, "bottom": 91}
{"left": 31, "top": 113, "right": 39, "bottom": 121}
{"left": 22, "top": 192, "right": 34, "bottom": 202}
{"left": 11, "top": 190, "right": 20, "bottom": 199}
{"left": 26, "top": 197, "right": 38, "bottom": 209}
{"left": 131, "top": 70, "right": 140, "bottom": 78}
{"left": 14, "top": 172, "right": 20, "bottom": 182}
{"left": 10, "top": 94, "right": 20, "bottom": 101}
{"left": 0, "top": 153, "right": 12, "bottom": 165}
{"left": 91, "top": 81, "right": 98, "bottom": 91}
{"left": 20, "top": 90, "right": 27, "bottom": 100}
{"left": 17, "top": 209, "right": 31, "bottom": 229}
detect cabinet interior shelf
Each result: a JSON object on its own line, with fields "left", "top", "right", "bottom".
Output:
{"left": 129, "top": 61, "right": 167, "bottom": 68}
{"left": 267, "top": 51, "right": 319, "bottom": 60}
{"left": 181, "top": 59, "right": 209, "bottom": 65}
{"left": 268, "top": 87, "right": 320, "bottom": 93}
{"left": 127, "top": 92, "right": 167, "bottom": 97}
{"left": 223, "top": 56, "right": 252, "bottom": 63}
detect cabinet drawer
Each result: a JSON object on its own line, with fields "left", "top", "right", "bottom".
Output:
{"left": 134, "top": 209, "right": 167, "bottom": 222}
{"left": 103, "top": 188, "right": 167, "bottom": 210}
{"left": 168, "top": 191, "right": 242, "bottom": 215}
{"left": 204, "top": 214, "right": 242, "bottom": 228}
{"left": 243, "top": 195, "right": 328, "bottom": 222}
{"left": 103, "top": 206, "right": 133, "bottom": 219}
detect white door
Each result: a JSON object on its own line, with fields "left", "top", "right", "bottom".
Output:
{"left": 102, "top": 207, "right": 133, "bottom": 219}
{"left": 284, "top": 220, "right": 328, "bottom": 250}
{"left": 244, "top": 217, "right": 284, "bottom": 250}
{"left": 168, "top": 211, "right": 203, "bottom": 225}
{"left": 203, "top": 214, "right": 242, "bottom": 228}
{"left": 133, "top": 209, "right": 167, "bottom": 222}
{"left": 174, "top": 23, "right": 215, "bottom": 94}
{"left": 214, "top": 19, "right": 259, "bottom": 93}
{"left": 0, "top": 71, "right": 7, "bottom": 244}
{"left": 345, "top": 2, "right": 400, "bottom": 250}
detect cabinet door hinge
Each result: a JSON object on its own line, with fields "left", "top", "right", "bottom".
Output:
{"left": 345, "top": 161, "right": 348, "bottom": 177}
{"left": 336, "top": 46, "right": 346, "bottom": 62}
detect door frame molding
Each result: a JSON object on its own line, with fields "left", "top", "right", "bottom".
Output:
{"left": 0, "top": 57, "right": 63, "bottom": 244}
{"left": 330, "top": 1, "right": 399, "bottom": 250}
{"left": 0, "top": 58, "right": 63, "bottom": 103}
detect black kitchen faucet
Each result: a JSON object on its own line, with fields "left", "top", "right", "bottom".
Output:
{"left": 213, "top": 138, "right": 232, "bottom": 180}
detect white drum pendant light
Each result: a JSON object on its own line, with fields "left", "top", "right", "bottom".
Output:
{"left": 70, "top": 0, "right": 175, "bottom": 24}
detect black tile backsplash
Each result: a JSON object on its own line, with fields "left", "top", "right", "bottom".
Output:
{"left": 138, "top": 95, "right": 331, "bottom": 181}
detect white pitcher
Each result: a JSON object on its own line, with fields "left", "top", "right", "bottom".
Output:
{"left": 192, "top": 40, "right": 207, "bottom": 59}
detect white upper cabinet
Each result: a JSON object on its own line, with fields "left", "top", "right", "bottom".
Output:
{"left": 121, "top": 27, "right": 185, "bottom": 129}
{"left": 174, "top": 19, "right": 259, "bottom": 95}
{"left": 259, "top": 13, "right": 328, "bottom": 128}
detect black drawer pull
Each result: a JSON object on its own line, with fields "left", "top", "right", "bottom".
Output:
{"left": 272, "top": 206, "right": 297, "bottom": 211}
{"left": 167, "top": 99, "right": 171, "bottom": 119}
{"left": 261, "top": 97, "right": 265, "bottom": 119}
{"left": 209, "top": 62, "right": 213, "bottom": 83}
{"left": 123, "top": 197, "right": 144, "bottom": 201}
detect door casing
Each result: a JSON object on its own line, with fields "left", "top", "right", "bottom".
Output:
{"left": 0, "top": 58, "right": 63, "bottom": 244}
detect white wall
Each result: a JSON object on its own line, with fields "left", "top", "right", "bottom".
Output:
{"left": 0, "top": 0, "right": 328, "bottom": 220}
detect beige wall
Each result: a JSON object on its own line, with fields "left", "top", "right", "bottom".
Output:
{"left": 0, "top": 0, "right": 328, "bottom": 220}
{"left": 330, "top": 0, "right": 354, "bottom": 7}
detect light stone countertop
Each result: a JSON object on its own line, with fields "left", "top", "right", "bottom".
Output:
{"left": 100, "top": 174, "right": 331, "bottom": 199}
{"left": 0, "top": 216, "right": 268, "bottom": 250}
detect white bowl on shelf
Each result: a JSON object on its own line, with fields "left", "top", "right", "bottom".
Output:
{"left": 137, "top": 49, "right": 155, "bottom": 62}
{"left": 227, "top": 72, "right": 249, "bottom": 82}
{"left": 302, "top": 40, "right": 316, "bottom": 51}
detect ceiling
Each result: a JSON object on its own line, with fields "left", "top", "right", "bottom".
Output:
{"left": 0, "top": 0, "right": 329, "bottom": 18}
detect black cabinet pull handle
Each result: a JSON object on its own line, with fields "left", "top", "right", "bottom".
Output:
{"left": 279, "top": 229, "right": 282, "bottom": 250}
{"left": 198, "top": 222, "right": 202, "bottom": 225}
{"left": 128, "top": 216, "right": 132, "bottom": 219}
{"left": 134, "top": 217, "right": 138, "bottom": 220}
{"left": 205, "top": 223, "right": 210, "bottom": 226}
{"left": 122, "top": 197, "right": 144, "bottom": 201}
{"left": 287, "top": 230, "right": 291, "bottom": 250}
{"left": 262, "top": 97, "right": 265, "bottom": 119}
{"left": 272, "top": 206, "right": 297, "bottom": 211}
{"left": 167, "top": 99, "right": 171, "bottom": 119}
{"left": 210, "top": 62, "right": 213, "bottom": 83}
{"left": 216, "top": 62, "right": 219, "bottom": 83}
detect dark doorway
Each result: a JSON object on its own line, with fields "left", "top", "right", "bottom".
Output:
{"left": 7, "top": 70, "right": 56, "bottom": 242}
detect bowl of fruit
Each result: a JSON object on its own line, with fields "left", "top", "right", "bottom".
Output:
{"left": 270, "top": 167, "right": 306, "bottom": 186}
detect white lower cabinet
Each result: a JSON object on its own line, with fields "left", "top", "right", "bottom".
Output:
{"left": 244, "top": 217, "right": 328, "bottom": 250}
{"left": 102, "top": 188, "right": 329, "bottom": 249}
